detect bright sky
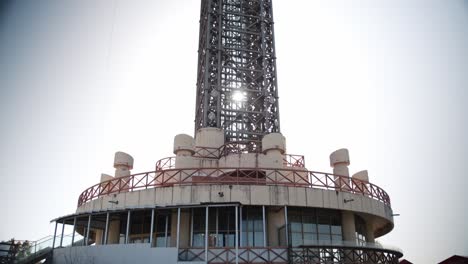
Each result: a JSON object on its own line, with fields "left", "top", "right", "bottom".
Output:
{"left": 1, "top": 1, "right": 467, "bottom": 263}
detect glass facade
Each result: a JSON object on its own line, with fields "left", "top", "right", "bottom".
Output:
{"left": 355, "top": 215, "right": 366, "bottom": 245}
{"left": 129, "top": 210, "right": 151, "bottom": 244}
{"left": 57, "top": 206, "right": 374, "bottom": 250}
{"left": 153, "top": 211, "right": 171, "bottom": 247}
{"left": 192, "top": 207, "right": 239, "bottom": 247}
{"left": 241, "top": 206, "right": 264, "bottom": 247}
{"left": 209, "top": 207, "right": 236, "bottom": 247}
{"left": 192, "top": 208, "right": 206, "bottom": 247}
{"left": 288, "top": 208, "right": 342, "bottom": 246}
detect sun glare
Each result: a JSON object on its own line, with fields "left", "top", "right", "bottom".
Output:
{"left": 232, "top": 91, "right": 245, "bottom": 102}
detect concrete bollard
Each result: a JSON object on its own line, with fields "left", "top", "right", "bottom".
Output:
{"left": 173, "top": 134, "right": 195, "bottom": 169}
{"left": 352, "top": 170, "right": 369, "bottom": 194}
{"left": 262, "top": 133, "right": 286, "bottom": 169}
{"left": 330, "top": 149, "right": 350, "bottom": 190}
{"left": 114, "top": 152, "right": 134, "bottom": 178}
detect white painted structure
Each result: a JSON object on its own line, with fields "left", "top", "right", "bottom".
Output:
{"left": 50, "top": 128, "right": 402, "bottom": 264}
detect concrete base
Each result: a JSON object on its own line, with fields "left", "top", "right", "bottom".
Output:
{"left": 52, "top": 244, "right": 177, "bottom": 264}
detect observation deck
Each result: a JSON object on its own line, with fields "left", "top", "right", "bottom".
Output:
{"left": 49, "top": 129, "right": 401, "bottom": 264}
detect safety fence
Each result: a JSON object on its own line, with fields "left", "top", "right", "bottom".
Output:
{"left": 78, "top": 167, "right": 390, "bottom": 207}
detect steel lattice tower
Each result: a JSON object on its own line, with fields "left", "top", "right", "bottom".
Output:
{"left": 194, "top": 0, "right": 280, "bottom": 151}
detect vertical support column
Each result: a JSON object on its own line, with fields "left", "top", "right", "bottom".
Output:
{"left": 239, "top": 206, "right": 243, "bottom": 247}
{"left": 59, "top": 220, "right": 65, "bottom": 247}
{"left": 205, "top": 206, "right": 209, "bottom": 262}
{"left": 262, "top": 206, "right": 267, "bottom": 247}
{"left": 176, "top": 208, "right": 181, "bottom": 250}
{"left": 85, "top": 215, "right": 91, "bottom": 246}
{"left": 284, "top": 206, "right": 289, "bottom": 246}
{"left": 71, "top": 217, "right": 77, "bottom": 246}
{"left": 215, "top": 208, "right": 219, "bottom": 247}
{"left": 365, "top": 220, "right": 375, "bottom": 243}
{"left": 165, "top": 214, "right": 169, "bottom": 247}
{"left": 190, "top": 208, "right": 194, "bottom": 247}
{"left": 125, "top": 211, "right": 131, "bottom": 244}
{"left": 149, "top": 209, "right": 155, "bottom": 246}
{"left": 52, "top": 222, "right": 58, "bottom": 248}
{"left": 342, "top": 211, "right": 356, "bottom": 242}
{"left": 235, "top": 205, "right": 239, "bottom": 264}
{"left": 104, "top": 213, "right": 109, "bottom": 245}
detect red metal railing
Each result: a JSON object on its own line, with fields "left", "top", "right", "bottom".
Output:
{"left": 155, "top": 153, "right": 304, "bottom": 171}
{"left": 282, "top": 154, "right": 305, "bottom": 168}
{"left": 190, "top": 142, "right": 305, "bottom": 168}
{"left": 178, "top": 247, "right": 289, "bottom": 263}
{"left": 77, "top": 167, "right": 391, "bottom": 207}
{"left": 155, "top": 156, "right": 176, "bottom": 170}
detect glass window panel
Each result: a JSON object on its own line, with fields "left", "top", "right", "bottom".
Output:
{"left": 225, "top": 234, "right": 235, "bottom": 247}
{"left": 254, "top": 219, "right": 263, "bottom": 231}
{"left": 289, "top": 214, "right": 301, "bottom": 223}
{"left": 318, "top": 224, "right": 329, "bottom": 234}
{"left": 303, "top": 232, "right": 316, "bottom": 245}
{"left": 241, "top": 221, "right": 247, "bottom": 230}
{"left": 303, "top": 223, "right": 317, "bottom": 233}
{"left": 291, "top": 222, "right": 302, "bottom": 232}
{"left": 331, "top": 225, "right": 342, "bottom": 235}
{"left": 193, "top": 233, "right": 205, "bottom": 247}
{"left": 217, "top": 234, "right": 224, "bottom": 247}
{"left": 248, "top": 232, "right": 254, "bottom": 246}
{"left": 155, "top": 235, "right": 166, "bottom": 247}
{"left": 318, "top": 233, "right": 331, "bottom": 242}
{"left": 318, "top": 216, "right": 329, "bottom": 225}
{"left": 332, "top": 234, "right": 342, "bottom": 241}
{"left": 291, "top": 232, "right": 302, "bottom": 247}
{"left": 303, "top": 215, "right": 315, "bottom": 224}
{"left": 209, "top": 210, "right": 217, "bottom": 231}
{"left": 254, "top": 232, "right": 264, "bottom": 247}
{"left": 241, "top": 231, "right": 247, "bottom": 246}
{"left": 143, "top": 214, "right": 151, "bottom": 233}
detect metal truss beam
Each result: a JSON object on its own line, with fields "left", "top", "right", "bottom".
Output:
{"left": 195, "top": 0, "right": 280, "bottom": 151}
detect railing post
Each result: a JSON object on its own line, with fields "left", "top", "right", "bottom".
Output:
{"left": 149, "top": 209, "right": 155, "bottom": 246}
{"left": 125, "top": 211, "right": 131, "bottom": 244}
{"left": 71, "top": 217, "right": 77, "bottom": 246}
{"left": 52, "top": 221, "right": 58, "bottom": 248}
{"left": 284, "top": 206, "right": 288, "bottom": 246}
{"left": 176, "top": 207, "right": 181, "bottom": 250}
{"left": 190, "top": 208, "right": 194, "bottom": 247}
{"left": 59, "top": 219, "right": 65, "bottom": 247}
{"left": 262, "top": 205, "right": 267, "bottom": 247}
{"left": 104, "top": 213, "right": 109, "bottom": 245}
{"left": 235, "top": 205, "right": 239, "bottom": 264}
{"left": 205, "top": 206, "right": 209, "bottom": 262}
{"left": 85, "top": 214, "right": 91, "bottom": 246}
{"left": 215, "top": 208, "right": 219, "bottom": 247}
{"left": 165, "top": 214, "right": 169, "bottom": 247}
{"left": 239, "top": 206, "right": 242, "bottom": 246}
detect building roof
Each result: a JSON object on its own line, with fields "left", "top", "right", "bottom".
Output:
{"left": 399, "top": 259, "right": 413, "bottom": 264}
{"left": 439, "top": 255, "right": 468, "bottom": 264}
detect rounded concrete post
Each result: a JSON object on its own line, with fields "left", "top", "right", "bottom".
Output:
{"left": 352, "top": 170, "right": 369, "bottom": 194}
{"left": 365, "top": 220, "right": 375, "bottom": 243}
{"left": 174, "top": 134, "right": 195, "bottom": 156}
{"left": 174, "top": 134, "right": 195, "bottom": 169}
{"left": 330, "top": 149, "right": 350, "bottom": 190}
{"left": 341, "top": 211, "right": 356, "bottom": 242}
{"left": 262, "top": 133, "right": 286, "bottom": 168}
{"left": 100, "top": 173, "right": 114, "bottom": 193}
{"left": 114, "top": 152, "right": 134, "bottom": 178}
{"left": 195, "top": 127, "right": 225, "bottom": 148}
